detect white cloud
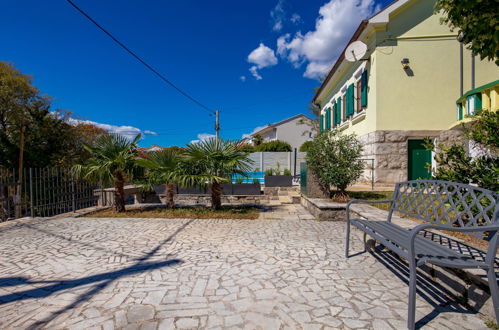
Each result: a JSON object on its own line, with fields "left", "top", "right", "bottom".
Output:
{"left": 270, "top": 0, "right": 285, "bottom": 32}
{"left": 239, "top": 75, "right": 246, "bottom": 82}
{"left": 290, "top": 13, "right": 302, "bottom": 24}
{"left": 190, "top": 133, "right": 216, "bottom": 144}
{"left": 247, "top": 43, "right": 278, "bottom": 80}
{"left": 241, "top": 125, "right": 268, "bottom": 139}
{"left": 249, "top": 66, "right": 262, "bottom": 80}
{"left": 277, "top": 0, "right": 378, "bottom": 80}
{"left": 66, "top": 118, "right": 157, "bottom": 140}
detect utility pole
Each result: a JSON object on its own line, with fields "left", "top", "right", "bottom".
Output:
{"left": 215, "top": 110, "right": 220, "bottom": 141}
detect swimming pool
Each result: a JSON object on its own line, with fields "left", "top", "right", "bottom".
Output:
{"left": 232, "top": 171, "right": 264, "bottom": 184}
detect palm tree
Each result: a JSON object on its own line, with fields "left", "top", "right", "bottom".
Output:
{"left": 74, "top": 134, "right": 141, "bottom": 212}
{"left": 185, "top": 138, "right": 253, "bottom": 210}
{"left": 136, "top": 148, "right": 185, "bottom": 208}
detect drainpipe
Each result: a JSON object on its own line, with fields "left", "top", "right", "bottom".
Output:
{"left": 460, "top": 43, "right": 463, "bottom": 97}
{"left": 471, "top": 54, "right": 475, "bottom": 89}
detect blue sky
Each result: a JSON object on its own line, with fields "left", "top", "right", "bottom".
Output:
{"left": 1, "top": 0, "right": 391, "bottom": 147}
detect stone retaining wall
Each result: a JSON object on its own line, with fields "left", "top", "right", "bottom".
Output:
{"left": 161, "top": 194, "right": 277, "bottom": 206}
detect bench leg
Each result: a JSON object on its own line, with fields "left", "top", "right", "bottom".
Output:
{"left": 486, "top": 267, "right": 499, "bottom": 323}
{"left": 408, "top": 259, "right": 417, "bottom": 330}
{"left": 363, "top": 232, "right": 367, "bottom": 253}
{"left": 345, "top": 222, "right": 350, "bottom": 258}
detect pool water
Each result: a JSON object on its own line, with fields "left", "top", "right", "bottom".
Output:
{"left": 232, "top": 172, "right": 264, "bottom": 184}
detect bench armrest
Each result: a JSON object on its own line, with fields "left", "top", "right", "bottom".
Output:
{"left": 345, "top": 199, "right": 393, "bottom": 223}
{"left": 408, "top": 223, "right": 499, "bottom": 264}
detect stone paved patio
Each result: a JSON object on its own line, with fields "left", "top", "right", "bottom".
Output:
{"left": 0, "top": 217, "right": 489, "bottom": 329}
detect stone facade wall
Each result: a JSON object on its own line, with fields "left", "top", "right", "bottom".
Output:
{"left": 357, "top": 130, "right": 449, "bottom": 185}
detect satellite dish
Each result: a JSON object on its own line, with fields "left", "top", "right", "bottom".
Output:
{"left": 345, "top": 41, "right": 368, "bottom": 62}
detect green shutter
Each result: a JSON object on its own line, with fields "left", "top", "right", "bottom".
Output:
{"left": 347, "top": 84, "right": 354, "bottom": 117}
{"left": 337, "top": 98, "right": 342, "bottom": 124}
{"left": 475, "top": 93, "right": 482, "bottom": 111}
{"left": 319, "top": 114, "right": 323, "bottom": 132}
{"left": 326, "top": 108, "right": 331, "bottom": 130}
{"left": 457, "top": 103, "right": 463, "bottom": 120}
{"left": 361, "top": 70, "right": 368, "bottom": 107}
{"left": 333, "top": 102, "right": 337, "bottom": 126}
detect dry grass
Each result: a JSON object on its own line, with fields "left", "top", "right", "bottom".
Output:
{"left": 85, "top": 205, "right": 260, "bottom": 220}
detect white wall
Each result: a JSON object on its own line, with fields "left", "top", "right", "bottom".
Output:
{"left": 274, "top": 117, "right": 314, "bottom": 150}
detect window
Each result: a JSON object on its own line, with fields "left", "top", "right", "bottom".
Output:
{"left": 361, "top": 70, "right": 368, "bottom": 108}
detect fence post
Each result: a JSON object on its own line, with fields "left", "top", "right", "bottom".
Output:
{"left": 29, "top": 168, "right": 34, "bottom": 217}
{"left": 71, "top": 173, "right": 76, "bottom": 212}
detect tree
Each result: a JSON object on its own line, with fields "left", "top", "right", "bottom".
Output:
{"left": 0, "top": 61, "right": 105, "bottom": 168}
{"left": 136, "top": 148, "right": 186, "bottom": 208}
{"left": 299, "top": 141, "right": 314, "bottom": 152}
{"left": 74, "top": 134, "right": 141, "bottom": 212}
{"left": 424, "top": 110, "right": 498, "bottom": 191}
{"left": 255, "top": 140, "right": 292, "bottom": 152}
{"left": 306, "top": 131, "right": 364, "bottom": 201}
{"left": 435, "top": 0, "right": 499, "bottom": 65}
{"left": 252, "top": 134, "right": 263, "bottom": 146}
{"left": 185, "top": 138, "right": 253, "bottom": 210}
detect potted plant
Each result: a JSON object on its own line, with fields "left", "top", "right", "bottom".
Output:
{"left": 231, "top": 176, "right": 261, "bottom": 195}
{"left": 264, "top": 165, "right": 293, "bottom": 187}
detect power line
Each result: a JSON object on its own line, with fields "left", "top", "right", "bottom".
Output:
{"left": 65, "top": 0, "right": 213, "bottom": 113}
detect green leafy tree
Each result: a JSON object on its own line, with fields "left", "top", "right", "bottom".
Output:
{"left": 424, "top": 110, "right": 498, "bottom": 191}
{"left": 0, "top": 62, "right": 106, "bottom": 168}
{"left": 185, "top": 138, "right": 253, "bottom": 210}
{"left": 136, "top": 148, "right": 186, "bottom": 208}
{"left": 252, "top": 134, "right": 263, "bottom": 146}
{"left": 299, "top": 141, "right": 314, "bottom": 152}
{"left": 306, "top": 131, "right": 364, "bottom": 201}
{"left": 74, "top": 134, "right": 141, "bottom": 212}
{"left": 237, "top": 144, "right": 255, "bottom": 153}
{"left": 255, "top": 140, "right": 292, "bottom": 152}
{"left": 435, "top": 0, "right": 499, "bottom": 64}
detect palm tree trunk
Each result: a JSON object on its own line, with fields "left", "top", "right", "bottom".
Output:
{"left": 114, "top": 172, "right": 126, "bottom": 212}
{"left": 166, "top": 183, "right": 175, "bottom": 209}
{"left": 211, "top": 180, "right": 223, "bottom": 210}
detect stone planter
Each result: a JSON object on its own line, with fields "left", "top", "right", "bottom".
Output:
{"left": 264, "top": 175, "right": 293, "bottom": 187}
{"left": 231, "top": 183, "right": 261, "bottom": 195}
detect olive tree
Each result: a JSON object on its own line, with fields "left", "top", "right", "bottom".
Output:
{"left": 306, "top": 130, "right": 364, "bottom": 201}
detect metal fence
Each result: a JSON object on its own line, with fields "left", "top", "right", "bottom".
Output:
{"left": 0, "top": 167, "right": 97, "bottom": 221}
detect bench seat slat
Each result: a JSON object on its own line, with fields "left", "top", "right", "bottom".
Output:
{"left": 351, "top": 219, "right": 487, "bottom": 269}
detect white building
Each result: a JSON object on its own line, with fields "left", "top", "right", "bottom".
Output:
{"left": 251, "top": 114, "right": 315, "bottom": 150}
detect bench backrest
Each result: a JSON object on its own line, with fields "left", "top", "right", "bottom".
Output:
{"left": 390, "top": 180, "right": 498, "bottom": 238}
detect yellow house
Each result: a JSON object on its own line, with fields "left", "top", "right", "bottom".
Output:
{"left": 313, "top": 0, "right": 499, "bottom": 185}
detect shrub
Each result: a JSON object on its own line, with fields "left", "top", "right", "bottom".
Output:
{"left": 252, "top": 178, "right": 260, "bottom": 184}
{"left": 299, "top": 141, "right": 313, "bottom": 152}
{"left": 265, "top": 168, "right": 274, "bottom": 176}
{"left": 283, "top": 168, "right": 292, "bottom": 176}
{"left": 235, "top": 176, "right": 245, "bottom": 184}
{"left": 255, "top": 140, "right": 292, "bottom": 152}
{"left": 238, "top": 144, "right": 255, "bottom": 153}
{"left": 306, "top": 131, "right": 364, "bottom": 200}
{"left": 424, "top": 110, "right": 498, "bottom": 191}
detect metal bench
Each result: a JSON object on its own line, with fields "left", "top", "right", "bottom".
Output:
{"left": 345, "top": 180, "right": 498, "bottom": 330}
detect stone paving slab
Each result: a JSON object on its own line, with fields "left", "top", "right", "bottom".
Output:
{"left": 0, "top": 217, "right": 490, "bottom": 329}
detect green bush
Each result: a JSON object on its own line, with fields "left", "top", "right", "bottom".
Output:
{"left": 238, "top": 144, "right": 255, "bottom": 153}
{"left": 283, "top": 168, "right": 292, "bottom": 176}
{"left": 255, "top": 140, "right": 292, "bottom": 152}
{"left": 424, "top": 110, "right": 498, "bottom": 191}
{"left": 306, "top": 131, "right": 364, "bottom": 200}
{"left": 235, "top": 176, "right": 244, "bottom": 184}
{"left": 252, "top": 178, "right": 260, "bottom": 184}
{"left": 264, "top": 168, "right": 274, "bottom": 176}
{"left": 299, "top": 141, "right": 313, "bottom": 152}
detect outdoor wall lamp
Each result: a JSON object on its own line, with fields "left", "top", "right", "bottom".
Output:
{"left": 401, "top": 58, "right": 410, "bottom": 70}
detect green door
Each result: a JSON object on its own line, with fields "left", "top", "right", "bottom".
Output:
{"left": 408, "top": 140, "right": 431, "bottom": 180}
